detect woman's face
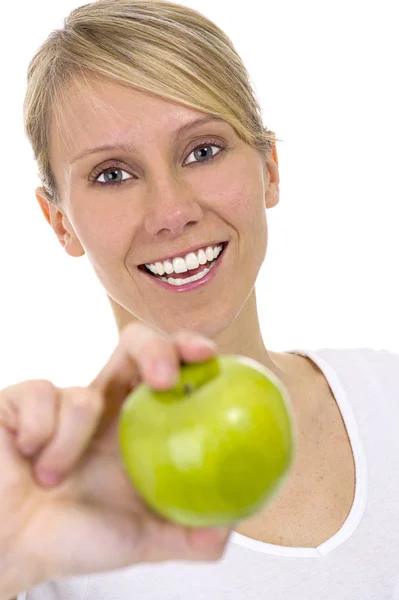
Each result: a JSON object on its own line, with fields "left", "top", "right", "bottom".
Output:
{"left": 39, "top": 76, "right": 279, "bottom": 337}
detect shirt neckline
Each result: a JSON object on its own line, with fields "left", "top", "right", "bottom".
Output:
{"left": 230, "top": 348, "right": 368, "bottom": 558}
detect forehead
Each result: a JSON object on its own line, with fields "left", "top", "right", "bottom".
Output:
{"left": 50, "top": 76, "right": 221, "bottom": 162}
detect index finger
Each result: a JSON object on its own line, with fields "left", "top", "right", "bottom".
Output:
{"left": 88, "top": 329, "right": 142, "bottom": 439}
{"left": 88, "top": 322, "right": 177, "bottom": 439}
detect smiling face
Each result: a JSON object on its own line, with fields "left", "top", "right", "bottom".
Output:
{"left": 36, "top": 76, "right": 280, "bottom": 340}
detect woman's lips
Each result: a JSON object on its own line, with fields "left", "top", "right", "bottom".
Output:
{"left": 138, "top": 240, "right": 229, "bottom": 293}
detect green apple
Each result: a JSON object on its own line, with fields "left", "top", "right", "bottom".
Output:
{"left": 118, "top": 354, "right": 296, "bottom": 528}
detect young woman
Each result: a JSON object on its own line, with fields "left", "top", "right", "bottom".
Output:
{"left": 1, "top": 0, "right": 398, "bottom": 598}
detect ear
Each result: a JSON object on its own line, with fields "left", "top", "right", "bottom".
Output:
{"left": 36, "top": 188, "right": 52, "bottom": 225}
{"left": 35, "top": 187, "right": 85, "bottom": 257}
{"left": 265, "top": 140, "right": 280, "bottom": 209}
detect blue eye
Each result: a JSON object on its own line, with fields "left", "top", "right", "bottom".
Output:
{"left": 89, "top": 141, "right": 226, "bottom": 188}
{"left": 92, "top": 166, "right": 132, "bottom": 187}
{"left": 185, "top": 143, "right": 223, "bottom": 166}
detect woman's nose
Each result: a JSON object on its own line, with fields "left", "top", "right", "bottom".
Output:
{"left": 143, "top": 180, "right": 204, "bottom": 236}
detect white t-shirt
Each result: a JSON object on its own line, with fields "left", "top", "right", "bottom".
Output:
{"left": 18, "top": 347, "right": 399, "bottom": 599}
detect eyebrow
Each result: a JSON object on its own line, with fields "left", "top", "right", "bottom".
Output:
{"left": 69, "top": 115, "right": 226, "bottom": 165}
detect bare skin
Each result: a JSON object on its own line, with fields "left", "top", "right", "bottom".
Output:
{"left": 0, "top": 325, "right": 233, "bottom": 598}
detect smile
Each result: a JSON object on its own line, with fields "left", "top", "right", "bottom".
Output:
{"left": 138, "top": 241, "right": 229, "bottom": 293}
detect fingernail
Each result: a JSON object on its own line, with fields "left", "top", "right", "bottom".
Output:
{"left": 37, "top": 469, "right": 61, "bottom": 487}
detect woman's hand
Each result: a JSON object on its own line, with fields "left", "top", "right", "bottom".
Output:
{"left": 0, "top": 323, "right": 232, "bottom": 597}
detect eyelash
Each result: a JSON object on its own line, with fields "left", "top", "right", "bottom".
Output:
{"left": 89, "top": 139, "right": 226, "bottom": 188}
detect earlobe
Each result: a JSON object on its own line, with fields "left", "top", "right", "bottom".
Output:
{"left": 266, "top": 182, "right": 280, "bottom": 209}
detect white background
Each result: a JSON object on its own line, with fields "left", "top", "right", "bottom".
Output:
{"left": 0, "top": 0, "right": 398, "bottom": 390}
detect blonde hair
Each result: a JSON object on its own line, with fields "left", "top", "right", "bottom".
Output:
{"left": 23, "top": 0, "right": 281, "bottom": 207}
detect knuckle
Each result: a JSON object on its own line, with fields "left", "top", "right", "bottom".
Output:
{"left": 26, "top": 379, "right": 58, "bottom": 396}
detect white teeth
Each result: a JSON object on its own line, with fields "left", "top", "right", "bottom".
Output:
{"left": 198, "top": 249, "right": 207, "bottom": 265}
{"left": 205, "top": 247, "right": 214, "bottom": 261}
{"left": 173, "top": 257, "right": 188, "bottom": 274}
{"left": 164, "top": 260, "right": 174, "bottom": 275}
{"left": 155, "top": 262, "right": 165, "bottom": 276}
{"left": 145, "top": 244, "right": 223, "bottom": 277}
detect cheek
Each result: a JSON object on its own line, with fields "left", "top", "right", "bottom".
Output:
{"left": 73, "top": 205, "right": 131, "bottom": 263}
{"left": 209, "top": 163, "right": 268, "bottom": 259}
{"left": 209, "top": 166, "right": 265, "bottom": 227}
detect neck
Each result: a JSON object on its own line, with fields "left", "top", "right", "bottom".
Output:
{"left": 106, "top": 287, "right": 294, "bottom": 391}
